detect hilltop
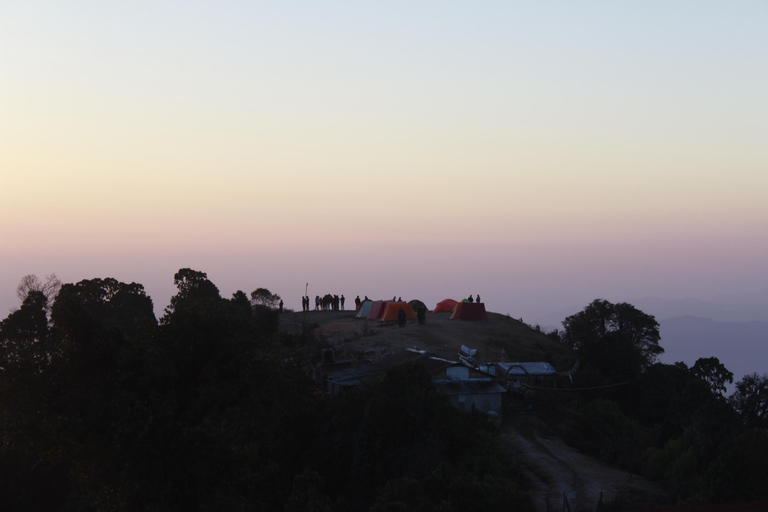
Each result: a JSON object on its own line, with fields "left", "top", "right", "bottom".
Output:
{"left": 280, "top": 308, "right": 669, "bottom": 511}
{"left": 279, "top": 308, "right": 577, "bottom": 370}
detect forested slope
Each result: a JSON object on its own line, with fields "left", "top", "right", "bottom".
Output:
{"left": 3, "top": 273, "right": 767, "bottom": 511}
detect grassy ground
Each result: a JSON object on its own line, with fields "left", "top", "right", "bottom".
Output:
{"left": 279, "top": 308, "right": 577, "bottom": 370}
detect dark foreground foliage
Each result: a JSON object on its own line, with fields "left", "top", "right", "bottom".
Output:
{"left": 555, "top": 299, "right": 768, "bottom": 507}
{"left": 307, "top": 363, "right": 531, "bottom": 512}
{"left": 0, "top": 270, "right": 531, "bottom": 511}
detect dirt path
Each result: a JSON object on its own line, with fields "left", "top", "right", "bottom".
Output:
{"left": 501, "top": 418, "right": 667, "bottom": 512}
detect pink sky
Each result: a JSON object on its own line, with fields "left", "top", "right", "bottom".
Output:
{"left": 2, "top": 2, "right": 767, "bottom": 325}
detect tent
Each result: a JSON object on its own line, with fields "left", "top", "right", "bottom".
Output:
{"left": 408, "top": 299, "right": 427, "bottom": 312}
{"left": 379, "top": 302, "right": 417, "bottom": 322}
{"left": 367, "top": 300, "right": 393, "bottom": 320}
{"left": 433, "top": 298, "right": 459, "bottom": 314}
{"left": 449, "top": 302, "right": 490, "bottom": 322}
{"left": 355, "top": 300, "right": 373, "bottom": 319}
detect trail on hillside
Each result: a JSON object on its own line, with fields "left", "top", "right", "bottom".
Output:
{"left": 501, "top": 419, "right": 667, "bottom": 512}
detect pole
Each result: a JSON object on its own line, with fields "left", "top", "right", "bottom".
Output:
{"left": 302, "top": 282, "right": 308, "bottom": 342}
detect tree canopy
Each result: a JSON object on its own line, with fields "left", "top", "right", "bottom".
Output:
{"left": 0, "top": 270, "right": 533, "bottom": 511}
{"left": 562, "top": 299, "right": 663, "bottom": 384}
{"left": 691, "top": 356, "right": 734, "bottom": 396}
{"left": 15, "top": 273, "right": 61, "bottom": 312}
{"left": 3, "top": 279, "right": 768, "bottom": 510}
{"left": 250, "top": 287, "right": 281, "bottom": 309}
{"left": 729, "top": 372, "right": 768, "bottom": 428}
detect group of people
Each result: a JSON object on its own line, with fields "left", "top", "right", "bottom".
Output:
{"left": 352, "top": 295, "right": 409, "bottom": 311}
{"left": 300, "top": 293, "right": 482, "bottom": 316}
{"left": 301, "top": 294, "right": 346, "bottom": 312}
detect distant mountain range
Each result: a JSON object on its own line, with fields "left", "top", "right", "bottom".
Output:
{"left": 630, "top": 290, "right": 768, "bottom": 323}
{"left": 532, "top": 289, "right": 768, "bottom": 388}
{"left": 627, "top": 293, "right": 768, "bottom": 386}
{"left": 659, "top": 315, "right": 768, "bottom": 388}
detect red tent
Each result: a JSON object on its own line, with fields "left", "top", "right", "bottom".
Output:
{"left": 449, "top": 302, "right": 490, "bottom": 322}
{"left": 433, "top": 299, "right": 459, "bottom": 313}
{"left": 367, "top": 300, "right": 393, "bottom": 320}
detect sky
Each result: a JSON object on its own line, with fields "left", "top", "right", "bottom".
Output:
{"left": 2, "top": 2, "right": 767, "bottom": 328}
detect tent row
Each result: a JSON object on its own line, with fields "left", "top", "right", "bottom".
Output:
{"left": 356, "top": 298, "right": 489, "bottom": 322}
{"left": 355, "top": 300, "right": 417, "bottom": 322}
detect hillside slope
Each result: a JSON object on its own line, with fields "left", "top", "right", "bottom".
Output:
{"left": 280, "top": 309, "right": 576, "bottom": 370}
{"left": 280, "top": 310, "right": 669, "bottom": 511}
{"left": 503, "top": 415, "right": 667, "bottom": 512}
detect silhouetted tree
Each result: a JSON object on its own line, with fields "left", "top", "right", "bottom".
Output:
{"left": 50, "top": 278, "right": 157, "bottom": 508}
{"left": 148, "top": 269, "right": 316, "bottom": 510}
{"left": 691, "top": 357, "right": 733, "bottom": 397}
{"left": 162, "top": 268, "right": 220, "bottom": 320}
{"left": 634, "top": 363, "right": 717, "bottom": 437}
{"left": 0, "top": 288, "right": 68, "bottom": 511}
{"left": 0, "top": 290, "right": 51, "bottom": 372}
{"left": 729, "top": 372, "right": 768, "bottom": 428}
{"left": 251, "top": 287, "right": 281, "bottom": 309}
{"left": 562, "top": 299, "right": 662, "bottom": 384}
{"left": 15, "top": 273, "right": 61, "bottom": 313}
{"left": 0, "top": 277, "right": 158, "bottom": 510}
{"left": 310, "top": 363, "right": 532, "bottom": 511}
{"left": 711, "top": 428, "right": 768, "bottom": 502}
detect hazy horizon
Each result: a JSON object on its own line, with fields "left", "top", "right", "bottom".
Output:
{"left": 2, "top": 3, "right": 766, "bottom": 372}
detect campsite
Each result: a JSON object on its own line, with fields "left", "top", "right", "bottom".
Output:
{"left": 283, "top": 303, "right": 572, "bottom": 366}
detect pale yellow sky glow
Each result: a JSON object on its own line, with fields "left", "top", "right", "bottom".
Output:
{"left": 2, "top": 1, "right": 767, "bottom": 321}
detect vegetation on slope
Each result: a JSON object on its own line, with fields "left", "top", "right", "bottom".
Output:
{"left": 280, "top": 308, "right": 576, "bottom": 371}
{"left": 2, "top": 272, "right": 767, "bottom": 510}
{"left": 0, "top": 270, "right": 532, "bottom": 511}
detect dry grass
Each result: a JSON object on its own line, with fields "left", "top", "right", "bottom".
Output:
{"left": 279, "top": 309, "right": 576, "bottom": 370}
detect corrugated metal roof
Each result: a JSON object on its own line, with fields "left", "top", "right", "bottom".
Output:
{"left": 493, "top": 362, "right": 558, "bottom": 377}
{"left": 420, "top": 357, "right": 459, "bottom": 375}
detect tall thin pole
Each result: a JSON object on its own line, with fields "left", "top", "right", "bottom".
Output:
{"left": 302, "top": 282, "right": 308, "bottom": 342}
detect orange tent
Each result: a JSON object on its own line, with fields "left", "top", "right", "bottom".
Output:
{"left": 367, "top": 300, "right": 393, "bottom": 320}
{"left": 379, "top": 302, "right": 417, "bottom": 322}
{"left": 433, "top": 299, "right": 459, "bottom": 313}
